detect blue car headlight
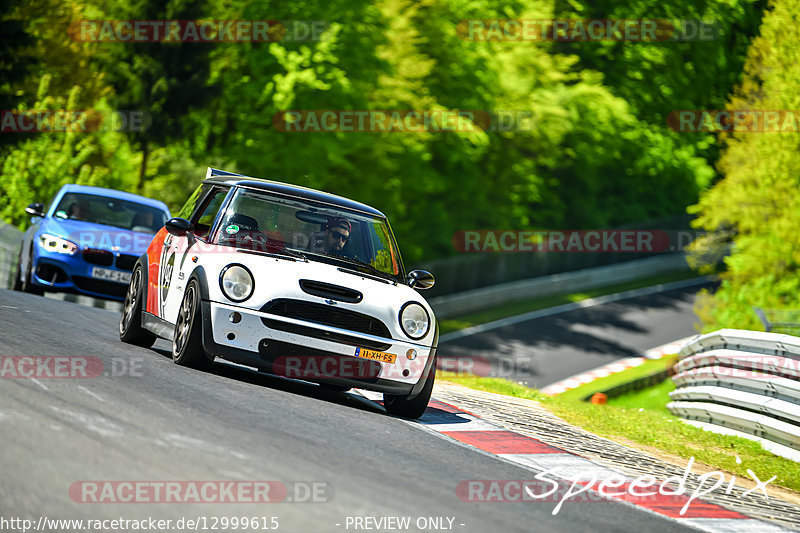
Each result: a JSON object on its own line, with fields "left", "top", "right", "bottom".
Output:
{"left": 38, "top": 233, "right": 78, "bottom": 255}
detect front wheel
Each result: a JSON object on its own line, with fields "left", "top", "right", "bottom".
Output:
{"left": 19, "top": 251, "right": 44, "bottom": 295}
{"left": 172, "top": 280, "right": 213, "bottom": 370}
{"left": 12, "top": 250, "right": 23, "bottom": 291}
{"left": 384, "top": 359, "right": 436, "bottom": 419}
{"left": 119, "top": 265, "right": 156, "bottom": 348}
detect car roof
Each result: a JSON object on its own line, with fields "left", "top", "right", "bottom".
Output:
{"left": 203, "top": 168, "right": 386, "bottom": 218}
{"left": 58, "top": 184, "right": 171, "bottom": 213}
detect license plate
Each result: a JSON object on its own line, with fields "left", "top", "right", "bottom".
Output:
{"left": 91, "top": 267, "right": 131, "bottom": 284}
{"left": 355, "top": 347, "right": 397, "bottom": 364}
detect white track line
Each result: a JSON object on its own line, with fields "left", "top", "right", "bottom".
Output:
{"left": 440, "top": 276, "right": 711, "bottom": 343}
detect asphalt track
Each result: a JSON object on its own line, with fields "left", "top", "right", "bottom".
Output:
{"left": 0, "top": 289, "right": 699, "bottom": 533}
{"left": 438, "top": 280, "right": 715, "bottom": 388}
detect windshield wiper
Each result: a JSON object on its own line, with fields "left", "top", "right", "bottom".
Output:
{"left": 300, "top": 250, "right": 397, "bottom": 282}
{"left": 278, "top": 247, "right": 308, "bottom": 261}
{"left": 237, "top": 246, "right": 308, "bottom": 262}
{"left": 327, "top": 255, "right": 397, "bottom": 283}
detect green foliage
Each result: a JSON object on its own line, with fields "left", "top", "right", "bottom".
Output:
{"left": 0, "top": 0, "right": 764, "bottom": 266}
{"left": 690, "top": 0, "right": 800, "bottom": 331}
{"left": 0, "top": 77, "right": 139, "bottom": 228}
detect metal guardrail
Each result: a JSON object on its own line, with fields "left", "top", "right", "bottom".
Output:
{"left": 667, "top": 329, "right": 800, "bottom": 456}
{"left": 754, "top": 306, "right": 800, "bottom": 335}
{"left": 0, "top": 220, "right": 23, "bottom": 289}
{"left": 429, "top": 253, "right": 692, "bottom": 318}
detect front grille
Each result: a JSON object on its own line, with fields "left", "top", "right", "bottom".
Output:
{"left": 260, "top": 299, "right": 391, "bottom": 339}
{"left": 73, "top": 276, "right": 128, "bottom": 298}
{"left": 116, "top": 254, "right": 138, "bottom": 272}
{"left": 82, "top": 249, "right": 113, "bottom": 266}
{"left": 299, "top": 279, "right": 363, "bottom": 303}
{"left": 262, "top": 319, "right": 391, "bottom": 351}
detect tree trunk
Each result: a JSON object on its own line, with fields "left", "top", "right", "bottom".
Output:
{"left": 137, "top": 137, "right": 149, "bottom": 194}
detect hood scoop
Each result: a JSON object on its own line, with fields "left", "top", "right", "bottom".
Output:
{"left": 299, "top": 279, "right": 363, "bottom": 303}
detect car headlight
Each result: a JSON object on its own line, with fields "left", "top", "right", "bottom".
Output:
{"left": 38, "top": 233, "right": 77, "bottom": 255}
{"left": 220, "top": 264, "right": 254, "bottom": 302}
{"left": 399, "top": 302, "right": 430, "bottom": 340}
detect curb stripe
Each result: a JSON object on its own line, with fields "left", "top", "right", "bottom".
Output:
{"left": 441, "top": 430, "right": 564, "bottom": 454}
{"left": 406, "top": 399, "right": 787, "bottom": 530}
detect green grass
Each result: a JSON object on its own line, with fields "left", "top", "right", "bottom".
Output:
{"left": 440, "top": 369, "right": 800, "bottom": 494}
{"left": 437, "top": 267, "right": 800, "bottom": 494}
{"left": 556, "top": 356, "right": 677, "bottom": 403}
{"left": 606, "top": 378, "right": 675, "bottom": 415}
{"left": 438, "top": 270, "right": 701, "bottom": 335}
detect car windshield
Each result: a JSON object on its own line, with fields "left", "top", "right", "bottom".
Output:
{"left": 53, "top": 192, "right": 168, "bottom": 233}
{"left": 214, "top": 188, "right": 403, "bottom": 280}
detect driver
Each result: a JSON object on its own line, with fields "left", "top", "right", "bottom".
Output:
{"left": 68, "top": 200, "right": 91, "bottom": 221}
{"left": 323, "top": 217, "right": 351, "bottom": 255}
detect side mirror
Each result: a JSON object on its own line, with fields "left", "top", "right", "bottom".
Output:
{"left": 165, "top": 217, "right": 192, "bottom": 237}
{"left": 25, "top": 203, "right": 45, "bottom": 218}
{"left": 408, "top": 269, "right": 435, "bottom": 290}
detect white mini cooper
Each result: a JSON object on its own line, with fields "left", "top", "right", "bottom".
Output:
{"left": 119, "top": 168, "right": 438, "bottom": 418}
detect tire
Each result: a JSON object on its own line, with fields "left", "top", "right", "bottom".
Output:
{"left": 119, "top": 265, "right": 157, "bottom": 348}
{"left": 19, "top": 250, "right": 44, "bottom": 295}
{"left": 172, "top": 279, "right": 213, "bottom": 370}
{"left": 11, "top": 250, "right": 23, "bottom": 291}
{"left": 383, "top": 358, "right": 436, "bottom": 419}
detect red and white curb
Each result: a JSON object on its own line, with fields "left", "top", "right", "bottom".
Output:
{"left": 539, "top": 336, "right": 694, "bottom": 396}
{"left": 357, "top": 391, "right": 787, "bottom": 532}
{"left": 645, "top": 337, "right": 694, "bottom": 360}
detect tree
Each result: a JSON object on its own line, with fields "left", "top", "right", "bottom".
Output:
{"left": 689, "top": 0, "right": 800, "bottom": 331}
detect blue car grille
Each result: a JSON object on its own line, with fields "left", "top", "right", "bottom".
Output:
{"left": 82, "top": 249, "right": 113, "bottom": 267}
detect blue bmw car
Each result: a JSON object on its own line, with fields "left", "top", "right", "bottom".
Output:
{"left": 13, "top": 184, "right": 171, "bottom": 301}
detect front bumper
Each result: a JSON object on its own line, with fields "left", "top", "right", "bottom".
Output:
{"left": 202, "top": 300, "right": 436, "bottom": 395}
{"left": 31, "top": 248, "right": 134, "bottom": 301}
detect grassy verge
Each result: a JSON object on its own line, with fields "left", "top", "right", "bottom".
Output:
{"left": 556, "top": 356, "right": 676, "bottom": 403}
{"left": 439, "top": 369, "right": 800, "bottom": 493}
{"left": 438, "top": 269, "right": 702, "bottom": 335}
